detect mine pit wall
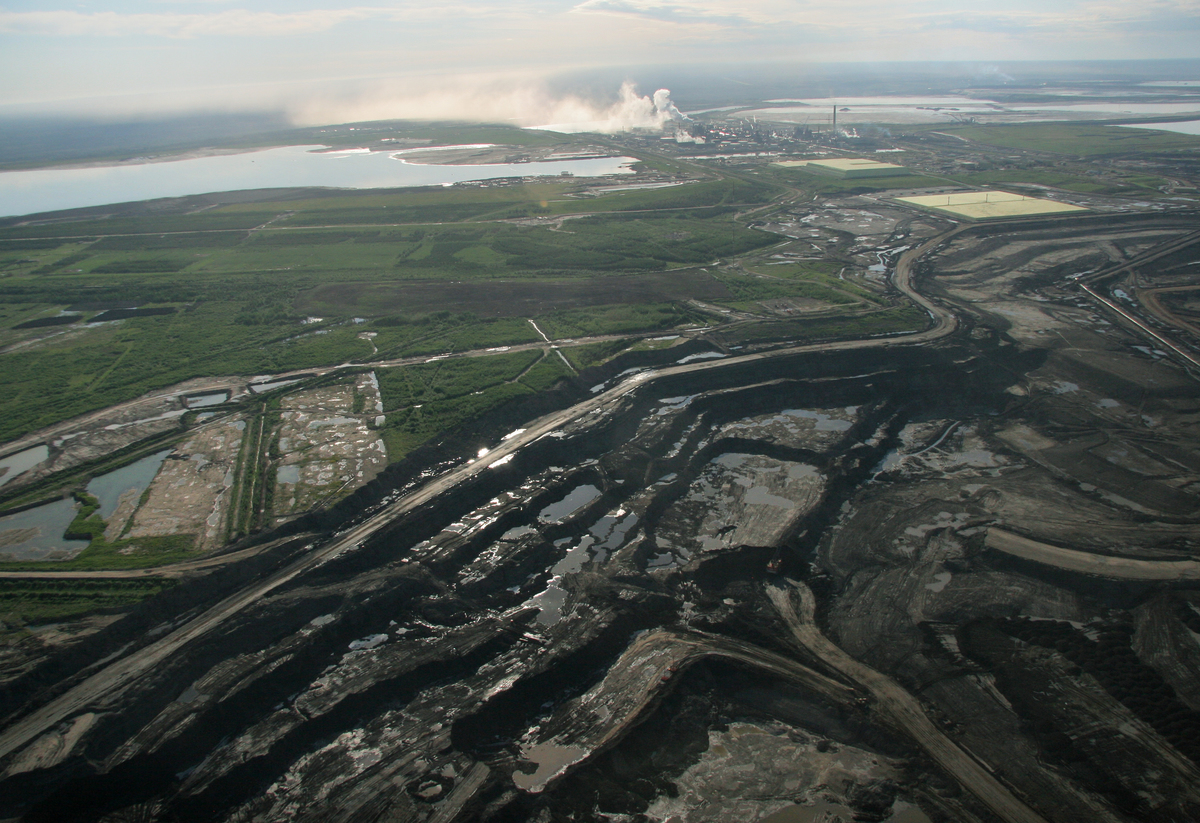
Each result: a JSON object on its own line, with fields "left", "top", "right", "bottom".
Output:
{"left": 0, "top": 335, "right": 1038, "bottom": 819}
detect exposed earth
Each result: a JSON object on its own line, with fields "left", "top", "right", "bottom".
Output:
{"left": 0, "top": 127, "right": 1199, "bottom": 823}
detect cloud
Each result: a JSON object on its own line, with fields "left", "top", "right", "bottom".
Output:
{"left": 0, "top": 9, "right": 367, "bottom": 37}
{"left": 0, "top": 7, "right": 401, "bottom": 38}
{"left": 570, "top": 0, "right": 789, "bottom": 26}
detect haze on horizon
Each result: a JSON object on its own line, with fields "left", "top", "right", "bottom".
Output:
{"left": 1, "top": 0, "right": 1199, "bottom": 128}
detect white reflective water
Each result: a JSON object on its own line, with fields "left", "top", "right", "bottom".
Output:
{"left": 0, "top": 145, "right": 637, "bottom": 218}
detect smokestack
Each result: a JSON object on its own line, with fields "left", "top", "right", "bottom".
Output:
{"left": 832, "top": 105, "right": 836, "bottom": 134}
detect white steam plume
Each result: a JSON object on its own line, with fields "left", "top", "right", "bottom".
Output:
{"left": 288, "top": 78, "right": 688, "bottom": 134}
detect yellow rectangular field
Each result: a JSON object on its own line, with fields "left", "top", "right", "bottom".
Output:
{"left": 895, "top": 190, "right": 1088, "bottom": 220}
{"left": 775, "top": 157, "right": 908, "bottom": 178}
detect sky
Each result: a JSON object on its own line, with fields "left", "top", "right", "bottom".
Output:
{"left": 2, "top": 0, "right": 1199, "bottom": 124}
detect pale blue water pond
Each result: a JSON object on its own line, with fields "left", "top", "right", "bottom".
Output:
{"left": 86, "top": 449, "right": 172, "bottom": 519}
{"left": 0, "top": 145, "right": 636, "bottom": 218}
{"left": 0, "top": 498, "right": 88, "bottom": 561}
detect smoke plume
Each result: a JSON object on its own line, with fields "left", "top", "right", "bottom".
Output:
{"left": 287, "top": 78, "right": 688, "bottom": 134}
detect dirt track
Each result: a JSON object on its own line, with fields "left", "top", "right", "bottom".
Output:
{"left": 986, "top": 528, "right": 1200, "bottom": 580}
{"left": 767, "top": 578, "right": 1052, "bottom": 823}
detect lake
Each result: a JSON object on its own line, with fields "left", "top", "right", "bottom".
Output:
{"left": 1120, "top": 119, "right": 1200, "bottom": 135}
{"left": 0, "top": 145, "right": 637, "bottom": 218}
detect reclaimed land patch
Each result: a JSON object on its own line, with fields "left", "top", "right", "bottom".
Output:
{"left": 297, "top": 272, "right": 733, "bottom": 318}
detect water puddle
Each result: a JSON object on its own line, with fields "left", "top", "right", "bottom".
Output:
{"left": 789, "top": 408, "right": 856, "bottom": 431}
{"left": 744, "top": 486, "right": 795, "bottom": 508}
{"left": 589, "top": 509, "right": 639, "bottom": 558}
{"left": 348, "top": 633, "right": 388, "bottom": 651}
{"left": 552, "top": 537, "right": 594, "bottom": 576}
{"left": 926, "top": 571, "right": 952, "bottom": 593}
{"left": 676, "top": 351, "right": 727, "bottom": 364}
{"left": 513, "top": 741, "right": 589, "bottom": 792}
{"left": 277, "top": 465, "right": 301, "bottom": 484}
{"left": 184, "top": 391, "right": 228, "bottom": 408}
{"left": 538, "top": 484, "right": 601, "bottom": 523}
{"left": 500, "top": 525, "right": 536, "bottom": 541}
{"left": 103, "top": 410, "right": 186, "bottom": 431}
{"left": 529, "top": 580, "right": 569, "bottom": 625}
{"left": 0, "top": 498, "right": 88, "bottom": 560}
{"left": 249, "top": 378, "right": 302, "bottom": 394}
{"left": 85, "top": 449, "right": 172, "bottom": 519}
{"left": 0, "top": 444, "right": 49, "bottom": 488}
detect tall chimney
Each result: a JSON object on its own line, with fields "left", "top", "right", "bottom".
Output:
{"left": 832, "top": 105, "right": 837, "bottom": 134}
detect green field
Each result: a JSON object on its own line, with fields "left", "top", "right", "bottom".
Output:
{"left": 943, "top": 167, "right": 1170, "bottom": 196}
{"left": 936, "top": 122, "right": 1200, "bottom": 157}
{"left": 0, "top": 133, "right": 943, "bottom": 563}
{"left": 763, "top": 165, "right": 952, "bottom": 194}
{"left": 0, "top": 175, "right": 777, "bottom": 446}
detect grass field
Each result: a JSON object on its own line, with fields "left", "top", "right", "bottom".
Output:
{"left": 936, "top": 122, "right": 1200, "bottom": 156}
{"left": 0, "top": 175, "right": 777, "bottom": 446}
{"left": 375, "top": 349, "right": 555, "bottom": 459}
{"left": 714, "top": 304, "right": 928, "bottom": 346}
{"left": 763, "top": 165, "right": 952, "bottom": 194}
{"left": 943, "top": 168, "right": 1170, "bottom": 196}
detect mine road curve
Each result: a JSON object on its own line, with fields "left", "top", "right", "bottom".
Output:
{"left": 986, "top": 528, "right": 1200, "bottom": 580}
{"left": 516, "top": 627, "right": 861, "bottom": 793}
{"left": 0, "top": 228, "right": 963, "bottom": 766}
{"left": 767, "top": 578, "right": 1052, "bottom": 823}
{"left": 0, "top": 534, "right": 318, "bottom": 580}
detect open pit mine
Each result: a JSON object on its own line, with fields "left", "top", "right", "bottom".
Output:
{"left": 2, "top": 200, "right": 1200, "bottom": 823}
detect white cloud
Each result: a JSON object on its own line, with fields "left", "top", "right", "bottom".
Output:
{"left": 0, "top": 7, "right": 413, "bottom": 38}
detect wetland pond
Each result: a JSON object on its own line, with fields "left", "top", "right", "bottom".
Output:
{"left": 86, "top": 449, "right": 172, "bottom": 519}
{"left": 0, "top": 145, "right": 636, "bottom": 218}
{"left": 0, "top": 445, "right": 49, "bottom": 488}
{"left": 0, "top": 498, "right": 87, "bottom": 561}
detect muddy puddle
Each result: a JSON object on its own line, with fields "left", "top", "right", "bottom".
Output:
{"left": 514, "top": 741, "right": 589, "bottom": 791}
{"left": 86, "top": 449, "right": 171, "bottom": 519}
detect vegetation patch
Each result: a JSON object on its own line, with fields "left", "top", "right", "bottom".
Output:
{"left": 939, "top": 122, "right": 1200, "bottom": 156}
{"left": 299, "top": 273, "right": 732, "bottom": 319}
{"left": 714, "top": 305, "right": 927, "bottom": 346}
{"left": 0, "top": 578, "right": 174, "bottom": 625}
{"left": 562, "top": 339, "right": 635, "bottom": 370}
{"left": 377, "top": 349, "right": 541, "bottom": 412}
{"left": 518, "top": 354, "right": 576, "bottom": 392}
{"left": 536, "top": 302, "right": 709, "bottom": 339}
